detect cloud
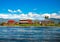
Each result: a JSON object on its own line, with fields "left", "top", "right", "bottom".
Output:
{"left": 50, "top": 13, "right": 60, "bottom": 19}
{"left": 41, "top": 13, "right": 60, "bottom": 19}
{"left": 17, "top": 9, "right": 22, "bottom": 13}
{"left": 41, "top": 13, "right": 50, "bottom": 18}
{"left": 0, "top": 12, "right": 42, "bottom": 20}
{"left": 0, "top": 12, "right": 60, "bottom": 20}
{"left": 8, "top": 9, "right": 13, "bottom": 13}
{"left": 8, "top": 9, "right": 22, "bottom": 13}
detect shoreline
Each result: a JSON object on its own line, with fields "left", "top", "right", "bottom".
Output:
{"left": 0, "top": 26, "right": 60, "bottom": 28}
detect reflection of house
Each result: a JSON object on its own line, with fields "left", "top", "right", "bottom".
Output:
{"left": 19, "top": 19, "right": 32, "bottom": 24}
{"left": 8, "top": 20, "right": 15, "bottom": 26}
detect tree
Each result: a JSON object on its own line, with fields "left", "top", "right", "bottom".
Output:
{"left": 45, "top": 16, "right": 49, "bottom": 19}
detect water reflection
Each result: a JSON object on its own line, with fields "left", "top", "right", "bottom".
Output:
{"left": 0, "top": 27, "right": 60, "bottom": 42}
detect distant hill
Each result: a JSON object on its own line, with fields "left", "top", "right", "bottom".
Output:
{"left": 0, "top": 18, "right": 8, "bottom": 23}
{"left": 0, "top": 18, "right": 20, "bottom": 23}
{"left": 0, "top": 18, "right": 60, "bottom": 24}
{"left": 49, "top": 18, "right": 60, "bottom": 24}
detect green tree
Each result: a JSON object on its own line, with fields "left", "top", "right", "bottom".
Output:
{"left": 45, "top": 16, "right": 49, "bottom": 19}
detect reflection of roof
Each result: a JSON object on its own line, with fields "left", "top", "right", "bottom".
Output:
{"left": 8, "top": 20, "right": 15, "bottom": 22}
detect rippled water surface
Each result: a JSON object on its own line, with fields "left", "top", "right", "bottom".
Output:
{"left": 0, "top": 27, "right": 60, "bottom": 42}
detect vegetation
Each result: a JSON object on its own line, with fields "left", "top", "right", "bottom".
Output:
{"left": 45, "top": 16, "right": 49, "bottom": 20}
{"left": 0, "top": 22, "right": 60, "bottom": 27}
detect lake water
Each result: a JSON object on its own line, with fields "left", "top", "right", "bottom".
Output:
{"left": 0, "top": 27, "right": 60, "bottom": 42}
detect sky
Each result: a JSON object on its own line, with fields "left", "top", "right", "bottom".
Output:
{"left": 0, "top": 0, "right": 60, "bottom": 20}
